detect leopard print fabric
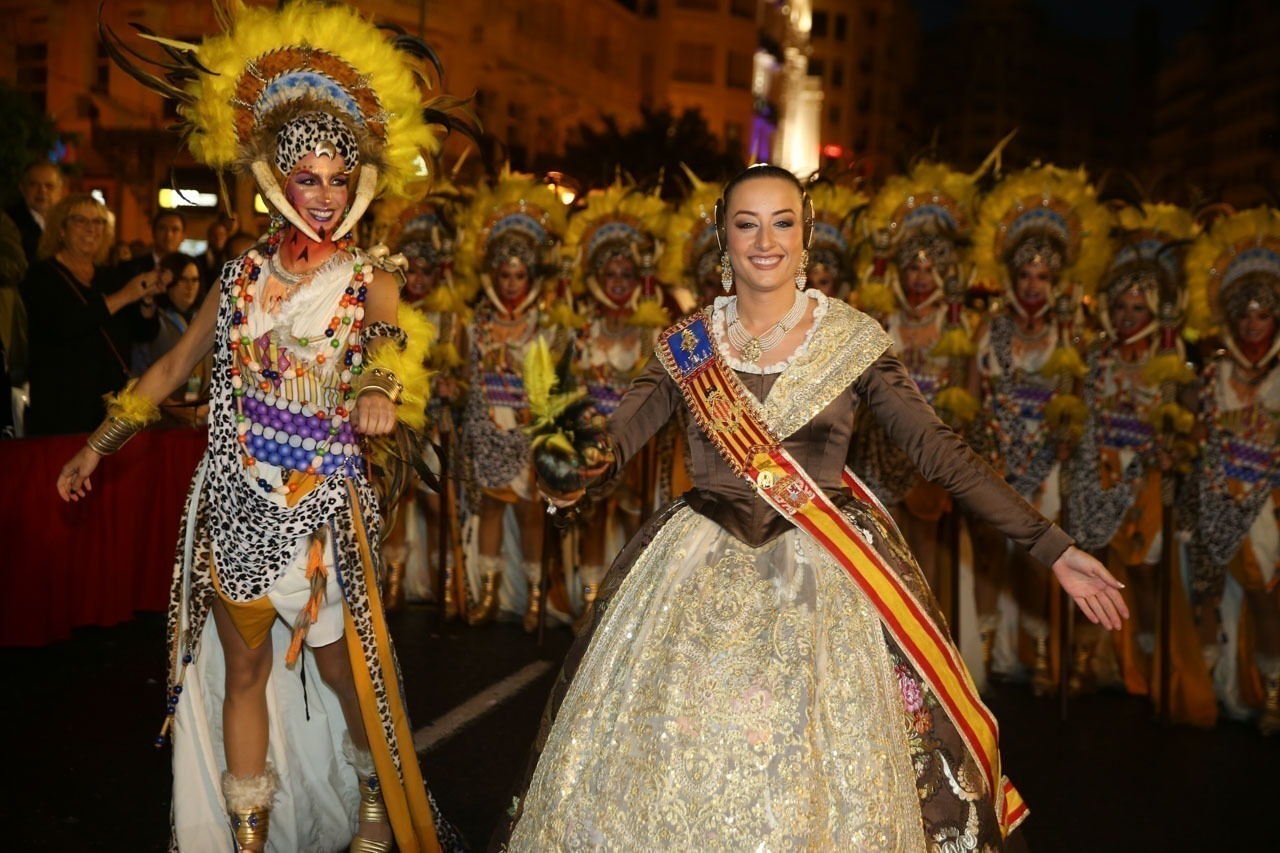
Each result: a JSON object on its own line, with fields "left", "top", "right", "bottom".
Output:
{"left": 203, "top": 255, "right": 381, "bottom": 603}
{"left": 274, "top": 111, "right": 360, "bottom": 174}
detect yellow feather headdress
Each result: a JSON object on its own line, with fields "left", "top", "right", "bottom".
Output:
{"left": 1096, "top": 203, "right": 1198, "bottom": 343}
{"left": 1185, "top": 206, "right": 1280, "bottom": 341}
{"left": 864, "top": 162, "right": 978, "bottom": 244}
{"left": 972, "top": 165, "right": 1113, "bottom": 296}
{"left": 101, "top": 0, "right": 476, "bottom": 238}
{"left": 564, "top": 181, "right": 671, "bottom": 295}
{"left": 660, "top": 172, "right": 723, "bottom": 290}
{"left": 807, "top": 183, "right": 867, "bottom": 285}
{"left": 455, "top": 170, "right": 567, "bottom": 314}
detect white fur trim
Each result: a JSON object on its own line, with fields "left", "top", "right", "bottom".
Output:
{"left": 343, "top": 731, "right": 377, "bottom": 778}
{"left": 221, "top": 763, "right": 279, "bottom": 812}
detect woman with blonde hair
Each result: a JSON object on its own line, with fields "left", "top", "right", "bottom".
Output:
{"left": 21, "top": 192, "right": 166, "bottom": 434}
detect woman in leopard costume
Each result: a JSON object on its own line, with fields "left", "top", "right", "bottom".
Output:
{"left": 58, "top": 3, "right": 471, "bottom": 849}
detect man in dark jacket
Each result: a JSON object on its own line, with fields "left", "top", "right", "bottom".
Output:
{"left": 5, "top": 162, "right": 64, "bottom": 263}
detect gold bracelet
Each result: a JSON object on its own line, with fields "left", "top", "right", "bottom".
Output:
{"left": 86, "top": 415, "right": 145, "bottom": 455}
{"left": 357, "top": 366, "right": 404, "bottom": 404}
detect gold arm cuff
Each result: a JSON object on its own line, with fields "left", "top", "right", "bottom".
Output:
{"left": 356, "top": 366, "right": 404, "bottom": 404}
{"left": 86, "top": 416, "right": 145, "bottom": 456}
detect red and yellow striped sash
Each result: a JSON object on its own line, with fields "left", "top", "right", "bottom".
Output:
{"left": 656, "top": 312, "right": 1027, "bottom": 836}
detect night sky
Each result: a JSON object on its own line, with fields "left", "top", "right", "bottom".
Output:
{"left": 909, "top": 0, "right": 1214, "bottom": 50}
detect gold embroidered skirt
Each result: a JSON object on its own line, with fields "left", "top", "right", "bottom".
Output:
{"left": 511, "top": 506, "right": 925, "bottom": 850}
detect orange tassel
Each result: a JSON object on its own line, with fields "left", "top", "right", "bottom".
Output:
{"left": 285, "top": 629, "right": 305, "bottom": 666}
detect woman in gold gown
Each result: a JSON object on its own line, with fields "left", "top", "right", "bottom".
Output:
{"left": 508, "top": 166, "right": 1127, "bottom": 850}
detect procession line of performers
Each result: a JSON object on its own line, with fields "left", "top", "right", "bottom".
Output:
{"left": 381, "top": 158, "right": 1277, "bottom": 739}
{"left": 52, "top": 2, "right": 1274, "bottom": 849}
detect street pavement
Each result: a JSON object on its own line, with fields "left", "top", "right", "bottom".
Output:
{"left": 2, "top": 604, "right": 1272, "bottom": 851}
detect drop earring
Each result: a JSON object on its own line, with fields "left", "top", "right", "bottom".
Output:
{"left": 720, "top": 251, "right": 733, "bottom": 294}
{"left": 796, "top": 249, "right": 809, "bottom": 290}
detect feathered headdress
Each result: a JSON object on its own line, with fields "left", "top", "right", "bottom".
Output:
{"left": 972, "top": 164, "right": 1113, "bottom": 303}
{"left": 563, "top": 180, "right": 671, "bottom": 325}
{"left": 455, "top": 169, "right": 567, "bottom": 317}
{"left": 101, "top": 0, "right": 476, "bottom": 241}
{"left": 806, "top": 183, "right": 867, "bottom": 296}
{"left": 660, "top": 168, "right": 723, "bottom": 294}
{"left": 857, "top": 162, "right": 977, "bottom": 315}
{"left": 1186, "top": 206, "right": 1280, "bottom": 366}
{"left": 1096, "top": 204, "right": 1197, "bottom": 345}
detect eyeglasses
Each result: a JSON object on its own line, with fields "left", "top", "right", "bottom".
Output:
{"left": 67, "top": 215, "right": 109, "bottom": 229}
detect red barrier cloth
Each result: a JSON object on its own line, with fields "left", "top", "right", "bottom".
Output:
{"left": 0, "top": 429, "right": 207, "bottom": 647}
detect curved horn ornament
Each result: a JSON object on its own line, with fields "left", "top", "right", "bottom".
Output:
{"left": 250, "top": 160, "right": 322, "bottom": 243}
{"left": 333, "top": 165, "right": 379, "bottom": 241}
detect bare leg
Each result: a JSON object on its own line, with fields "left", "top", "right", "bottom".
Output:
{"left": 212, "top": 599, "right": 274, "bottom": 852}
{"left": 312, "top": 638, "right": 393, "bottom": 845}
{"left": 213, "top": 599, "right": 273, "bottom": 778}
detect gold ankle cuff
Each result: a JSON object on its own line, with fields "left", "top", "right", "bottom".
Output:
{"left": 230, "top": 807, "right": 270, "bottom": 849}
{"left": 349, "top": 774, "right": 393, "bottom": 853}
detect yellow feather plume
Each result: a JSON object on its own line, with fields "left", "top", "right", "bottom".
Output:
{"left": 1147, "top": 402, "right": 1195, "bottom": 436}
{"left": 1141, "top": 352, "right": 1195, "bottom": 387}
{"left": 1043, "top": 394, "right": 1088, "bottom": 442}
{"left": 522, "top": 337, "right": 584, "bottom": 430}
{"left": 930, "top": 327, "right": 978, "bottom": 359}
{"left": 365, "top": 304, "right": 436, "bottom": 431}
{"left": 628, "top": 298, "right": 672, "bottom": 329}
{"left": 544, "top": 301, "right": 588, "bottom": 330}
{"left": 854, "top": 281, "right": 896, "bottom": 317}
{"left": 933, "top": 386, "right": 981, "bottom": 424}
{"left": 865, "top": 162, "right": 978, "bottom": 237}
{"left": 1039, "top": 344, "right": 1087, "bottom": 380}
{"left": 103, "top": 380, "right": 160, "bottom": 426}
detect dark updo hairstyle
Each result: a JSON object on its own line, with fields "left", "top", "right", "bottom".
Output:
{"left": 716, "top": 164, "right": 814, "bottom": 251}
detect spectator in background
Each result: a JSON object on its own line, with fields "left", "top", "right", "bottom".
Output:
{"left": 20, "top": 193, "right": 166, "bottom": 435}
{"left": 225, "top": 229, "right": 259, "bottom": 259}
{"left": 198, "top": 215, "right": 233, "bottom": 288}
{"left": 132, "top": 252, "right": 211, "bottom": 426}
{"left": 0, "top": 208, "right": 28, "bottom": 387}
{"left": 5, "top": 162, "right": 64, "bottom": 262}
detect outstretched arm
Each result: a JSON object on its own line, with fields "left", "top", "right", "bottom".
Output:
{"left": 56, "top": 281, "right": 220, "bottom": 502}
{"left": 856, "top": 353, "right": 1128, "bottom": 630}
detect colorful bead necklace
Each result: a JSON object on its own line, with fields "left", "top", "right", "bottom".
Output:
{"left": 228, "top": 221, "right": 367, "bottom": 494}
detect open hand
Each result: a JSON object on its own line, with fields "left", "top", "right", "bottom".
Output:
{"left": 57, "top": 446, "right": 102, "bottom": 502}
{"left": 1051, "top": 546, "right": 1130, "bottom": 631}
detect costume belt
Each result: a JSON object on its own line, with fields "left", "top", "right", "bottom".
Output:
{"left": 656, "top": 311, "right": 1027, "bottom": 836}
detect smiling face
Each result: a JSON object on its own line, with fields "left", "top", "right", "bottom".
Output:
{"left": 600, "top": 255, "right": 639, "bottom": 306}
{"left": 1234, "top": 302, "right": 1277, "bottom": 357}
{"left": 1110, "top": 287, "right": 1154, "bottom": 341}
{"left": 495, "top": 259, "right": 532, "bottom": 307}
{"left": 285, "top": 152, "right": 351, "bottom": 240}
{"left": 725, "top": 176, "right": 804, "bottom": 295}
{"left": 62, "top": 202, "right": 109, "bottom": 259}
{"left": 1014, "top": 261, "right": 1054, "bottom": 313}
{"left": 404, "top": 256, "right": 439, "bottom": 299}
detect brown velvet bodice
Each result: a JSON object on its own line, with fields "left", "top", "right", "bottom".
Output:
{"left": 593, "top": 305, "right": 1074, "bottom": 568}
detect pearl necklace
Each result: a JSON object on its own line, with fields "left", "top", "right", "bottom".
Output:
{"left": 726, "top": 289, "right": 808, "bottom": 364}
